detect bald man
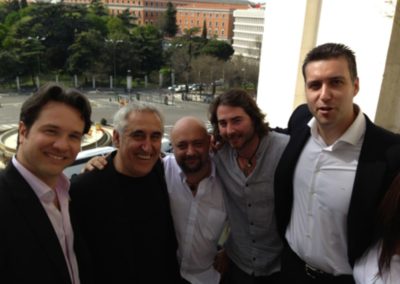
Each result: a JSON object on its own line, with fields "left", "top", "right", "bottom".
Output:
{"left": 83, "top": 116, "right": 227, "bottom": 284}
{"left": 164, "top": 116, "right": 227, "bottom": 284}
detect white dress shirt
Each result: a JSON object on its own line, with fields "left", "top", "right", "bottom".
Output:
{"left": 163, "top": 154, "right": 227, "bottom": 284}
{"left": 286, "top": 109, "right": 366, "bottom": 275}
{"left": 12, "top": 156, "right": 80, "bottom": 284}
{"left": 354, "top": 241, "right": 400, "bottom": 284}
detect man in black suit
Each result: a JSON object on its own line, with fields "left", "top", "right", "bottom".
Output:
{"left": 274, "top": 43, "right": 400, "bottom": 283}
{"left": 70, "top": 102, "right": 184, "bottom": 284}
{"left": 0, "top": 83, "right": 93, "bottom": 284}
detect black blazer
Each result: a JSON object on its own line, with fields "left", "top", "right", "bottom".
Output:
{"left": 274, "top": 104, "right": 400, "bottom": 266}
{"left": 70, "top": 152, "right": 183, "bottom": 284}
{"left": 0, "top": 162, "right": 92, "bottom": 284}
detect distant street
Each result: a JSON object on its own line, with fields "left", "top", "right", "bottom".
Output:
{"left": 0, "top": 89, "right": 211, "bottom": 135}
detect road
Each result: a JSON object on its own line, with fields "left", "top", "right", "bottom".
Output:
{"left": 0, "top": 90, "right": 211, "bottom": 135}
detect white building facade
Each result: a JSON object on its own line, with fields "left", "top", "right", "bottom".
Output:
{"left": 232, "top": 8, "right": 265, "bottom": 60}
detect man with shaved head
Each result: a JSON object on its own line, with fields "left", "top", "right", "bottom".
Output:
{"left": 164, "top": 116, "right": 227, "bottom": 284}
{"left": 82, "top": 115, "right": 227, "bottom": 284}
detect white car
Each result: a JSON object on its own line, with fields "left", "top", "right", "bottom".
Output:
{"left": 174, "top": 84, "right": 186, "bottom": 92}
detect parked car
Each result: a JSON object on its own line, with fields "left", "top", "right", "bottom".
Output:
{"left": 174, "top": 84, "right": 186, "bottom": 92}
{"left": 189, "top": 83, "right": 200, "bottom": 91}
{"left": 168, "top": 85, "right": 176, "bottom": 91}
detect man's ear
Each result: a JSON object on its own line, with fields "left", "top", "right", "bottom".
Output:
{"left": 353, "top": 77, "right": 360, "bottom": 97}
{"left": 112, "top": 130, "right": 120, "bottom": 148}
{"left": 18, "top": 121, "right": 28, "bottom": 145}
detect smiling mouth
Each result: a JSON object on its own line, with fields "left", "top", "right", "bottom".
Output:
{"left": 137, "top": 154, "right": 152, "bottom": 160}
{"left": 47, "top": 153, "right": 66, "bottom": 161}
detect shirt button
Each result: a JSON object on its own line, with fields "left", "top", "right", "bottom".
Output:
{"left": 248, "top": 203, "right": 251, "bottom": 207}
{"left": 252, "top": 240, "right": 256, "bottom": 243}
{"left": 253, "top": 257, "right": 256, "bottom": 261}
{"left": 250, "top": 222, "right": 254, "bottom": 226}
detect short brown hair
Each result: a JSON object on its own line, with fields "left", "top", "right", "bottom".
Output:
{"left": 20, "top": 83, "right": 92, "bottom": 135}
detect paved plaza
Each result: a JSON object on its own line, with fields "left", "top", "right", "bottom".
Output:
{"left": 0, "top": 89, "right": 211, "bottom": 168}
{"left": 0, "top": 90, "right": 210, "bottom": 133}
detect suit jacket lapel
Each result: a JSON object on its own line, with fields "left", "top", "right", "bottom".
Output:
{"left": 275, "top": 125, "right": 311, "bottom": 238}
{"left": 5, "top": 163, "right": 72, "bottom": 284}
{"left": 346, "top": 120, "right": 388, "bottom": 265}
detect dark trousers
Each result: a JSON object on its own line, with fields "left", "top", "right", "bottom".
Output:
{"left": 220, "top": 258, "right": 280, "bottom": 284}
{"left": 280, "top": 245, "right": 355, "bottom": 284}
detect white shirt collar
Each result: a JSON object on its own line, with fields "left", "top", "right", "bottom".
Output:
{"left": 308, "top": 105, "right": 366, "bottom": 148}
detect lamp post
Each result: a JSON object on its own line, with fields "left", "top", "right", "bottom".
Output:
{"left": 105, "top": 39, "right": 123, "bottom": 86}
{"left": 27, "top": 36, "right": 46, "bottom": 76}
{"left": 241, "top": 68, "right": 246, "bottom": 88}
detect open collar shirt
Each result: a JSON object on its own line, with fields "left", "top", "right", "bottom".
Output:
{"left": 213, "top": 131, "right": 289, "bottom": 276}
{"left": 163, "top": 154, "right": 227, "bottom": 284}
{"left": 286, "top": 107, "right": 366, "bottom": 275}
{"left": 12, "top": 156, "right": 80, "bottom": 284}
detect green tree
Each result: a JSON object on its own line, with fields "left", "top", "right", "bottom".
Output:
{"left": 20, "top": 0, "right": 28, "bottom": 9}
{"left": 0, "top": 50, "right": 20, "bottom": 80}
{"left": 67, "top": 29, "right": 104, "bottom": 75}
{"left": 107, "top": 16, "right": 128, "bottom": 35}
{"left": 117, "top": 9, "right": 136, "bottom": 30}
{"left": 201, "top": 40, "right": 234, "bottom": 61}
{"left": 88, "top": 0, "right": 107, "bottom": 17}
{"left": 132, "top": 25, "right": 164, "bottom": 76}
{"left": 201, "top": 20, "right": 207, "bottom": 39}
{"left": 163, "top": 2, "right": 178, "bottom": 37}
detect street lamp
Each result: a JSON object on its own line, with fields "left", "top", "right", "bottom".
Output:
{"left": 241, "top": 68, "right": 246, "bottom": 88}
{"left": 105, "top": 39, "right": 124, "bottom": 83}
{"left": 27, "top": 36, "right": 46, "bottom": 76}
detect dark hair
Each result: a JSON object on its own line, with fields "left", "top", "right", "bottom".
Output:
{"left": 302, "top": 43, "right": 358, "bottom": 82}
{"left": 208, "top": 88, "right": 269, "bottom": 139}
{"left": 378, "top": 172, "right": 400, "bottom": 275}
{"left": 20, "top": 83, "right": 92, "bottom": 134}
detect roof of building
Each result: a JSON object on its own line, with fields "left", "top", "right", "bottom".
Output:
{"left": 183, "top": 0, "right": 251, "bottom": 4}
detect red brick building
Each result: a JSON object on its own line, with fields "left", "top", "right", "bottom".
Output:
{"left": 62, "top": 0, "right": 251, "bottom": 40}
